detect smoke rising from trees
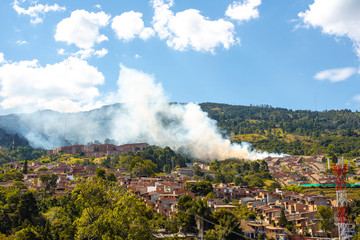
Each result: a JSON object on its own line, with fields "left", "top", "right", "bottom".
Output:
{"left": 11, "top": 64, "right": 282, "bottom": 161}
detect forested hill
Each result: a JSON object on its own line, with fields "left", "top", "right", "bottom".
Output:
{"left": 200, "top": 103, "right": 360, "bottom": 158}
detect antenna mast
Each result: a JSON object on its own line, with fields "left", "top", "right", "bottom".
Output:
{"left": 333, "top": 157, "right": 351, "bottom": 240}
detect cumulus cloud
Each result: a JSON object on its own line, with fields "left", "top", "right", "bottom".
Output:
{"left": 95, "top": 4, "right": 102, "bottom": 9}
{"left": 57, "top": 48, "right": 108, "bottom": 59}
{"left": 314, "top": 67, "right": 357, "bottom": 83}
{"left": 112, "top": 11, "right": 154, "bottom": 41}
{"left": 55, "top": 10, "right": 111, "bottom": 49}
{"left": 13, "top": 0, "right": 65, "bottom": 24}
{"left": 0, "top": 57, "right": 105, "bottom": 112}
{"left": 225, "top": 0, "right": 261, "bottom": 22}
{"left": 73, "top": 48, "right": 108, "bottom": 59}
{"left": 0, "top": 53, "right": 5, "bottom": 65}
{"left": 151, "top": 0, "right": 238, "bottom": 53}
{"left": 299, "top": 0, "right": 360, "bottom": 57}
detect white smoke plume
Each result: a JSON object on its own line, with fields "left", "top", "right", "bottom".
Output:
{"left": 0, "top": 64, "right": 282, "bottom": 161}
{"left": 109, "top": 64, "right": 281, "bottom": 161}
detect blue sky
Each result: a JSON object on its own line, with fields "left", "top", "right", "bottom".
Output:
{"left": 0, "top": 0, "right": 359, "bottom": 114}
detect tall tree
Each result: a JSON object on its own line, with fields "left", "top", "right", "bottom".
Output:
{"left": 316, "top": 206, "right": 335, "bottom": 237}
{"left": 175, "top": 195, "right": 196, "bottom": 233}
{"left": 39, "top": 174, "right": 58, "bottom": 195}
{"left": 210, "top": 208, "right": 244, "bottom": 240}
{"left": 278, "top": 208, "right": 288, "bottom": 228}
{"left": 190, "top": 198, "right": 212, "bottom": 240}
{"left": 16, "top": 191, "right": 39, "bottom": 224}
{"left": 22, "top": 159, "right": 28, "bottom": 174}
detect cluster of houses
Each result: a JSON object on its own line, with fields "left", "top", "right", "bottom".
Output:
{"left": 264, "top": 155, "right": 335, "bottom": 186}
{"left": 120, "top": 175, "right": 338, "bottom": 239}
{"left": 46, "top": 143, "right": 148, "bottom": 157}
{"left": 2, "top": 161, "right": 341, "bottom": 240}
{"left": 1, "top": 153, "right": 345, "bottom": 240}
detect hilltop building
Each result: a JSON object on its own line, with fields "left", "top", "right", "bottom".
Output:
{"left": 46, "top": 143, "right": 148, "bottom": 157}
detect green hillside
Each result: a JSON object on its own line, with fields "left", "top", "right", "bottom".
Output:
{"left": 200, "top": 102, "right": 360, "bottom": 157}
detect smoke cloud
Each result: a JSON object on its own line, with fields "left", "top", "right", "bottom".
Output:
{"left": 1, "top": 64, "right": 282, "bottom": 161}
{"left": 111, "top": 64, "right": 281, "bottom": 161}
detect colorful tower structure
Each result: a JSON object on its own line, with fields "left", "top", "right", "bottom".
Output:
{"left": 333, "top": 157, "right": 351, "bottom": 240}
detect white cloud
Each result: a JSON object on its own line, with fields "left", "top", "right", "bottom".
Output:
{"left": 16, "top": 40, "right": 27, "bottom": 45}
{"left": 57, "top": 48, "right": 108, "bottom": 59}
{"left": 93, "top": 48, "right": 108, "bottom": 58}
{"left": 57, "top": 48, "right": 65, "bottom": 55}
{"left": 314, "top": 67, "right": 357, "bottom": 83}
{"left": 0, "top": 53, "right": 5, "bottom": 65}
{"left": 0, "top": 57, "right": 106, "bottom": 112}
{"left": 55, "top": 10, "right": 111, "bottom": 49}
{"left": 134, "top": 54, "right": 141, "bottom": 59}
{"left": 73, "top": 48, "right": 108, "bottom": 59}
{"left": 112, "top": 11, "right": 154, "bottom": 41}
{"left": 95, "top": 4, "right": 102, "bottom": 9}
{"left": 13, "top": 0, "right": 65, "bottom": 24}
{"left": 225, "top": 0, "right": 261, "bottom": 22}
{"left": 299, "top": 0, "right": 360, "bottom": 57}
{"left": 152, "top": 0, "right": 238, "bottom": 53}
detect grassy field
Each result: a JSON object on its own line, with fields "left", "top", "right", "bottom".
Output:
{"left": 302, "top": 187, "right": 360, "bottom": 201}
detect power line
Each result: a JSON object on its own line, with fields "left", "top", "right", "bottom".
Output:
{"left": 177, "top": 209, "right": 247, "bottom": 239}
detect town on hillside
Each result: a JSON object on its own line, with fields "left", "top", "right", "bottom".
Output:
{"left": 1, "top": 144, "right": 357, "bottom": 240}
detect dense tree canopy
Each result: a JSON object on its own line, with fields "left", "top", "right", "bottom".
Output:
{"left": 201, "top": 103, "right": 360, "bottom": 157}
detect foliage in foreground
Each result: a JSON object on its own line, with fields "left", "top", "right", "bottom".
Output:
{"left": 0, "top": 178, "right": 155, "bottom": 239}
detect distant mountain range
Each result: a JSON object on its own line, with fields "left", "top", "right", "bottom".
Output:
{"left": 0, "top": 103, "right": 124, "bottom": 149}
{"left": 0, "top": 103, "right": 359, "bottom": 158}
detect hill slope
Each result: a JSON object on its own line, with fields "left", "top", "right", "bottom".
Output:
{"left": 200, "top": 103, "right": 360, "bottom": 157}
{"left": 0, "top": 103, "right": 358, "bottom": 158}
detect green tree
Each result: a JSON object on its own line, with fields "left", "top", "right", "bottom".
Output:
{"left": 278, "top": 208, "right": 288, "bottom": 228}
{"left": 234, "top": 176, "right": 244, "bottom": 186}
{"left": 210, "top": 209, "right": 244, "bottom": 240}
{"left": 22, "top": 159, "right": 28, "bottom": 174}
{"left": 39, "top": 174, "right": 58, "bottom": 194}
{"left": 130, "top": 158, "right": 157, "bottom": 177}
{"left": 0, "top": 208, "right": 12, "bottom": 235}
{"left": 234, "top": 204, "right": 255, "bottom": 220}
{"left": 210, "top": 160, "right": 220, "bottom": 172}
{"left": 107, "top": 172, "right": 117, "bottom": 182}
{"left": 95, "top": 168, "right": 106, "bottom": 179}
{"left": 316, "top": 205, "right": 335, "bottom": 237}
{"left": 13, "top": 227, "right": 41, "bottom": 240}
{"left": 190, "top": 198, "right": 212, "bottom": 240}
{"left": 184, "top": 181, "right": 213, "bottom": 196}
{"left": 10, "top": 181, "right": 28, "bottom": 190}
{"left": 193, "top": 165, "right": 204, "bottom": 177}
{"left": 175, "top": 195, "right": 196, "bottom": 233}
{"left": 16, "top": 191, "right": 40, "bottom": 224}
{"left": 73, "top": 178, "right": 154, "bottom": 239}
